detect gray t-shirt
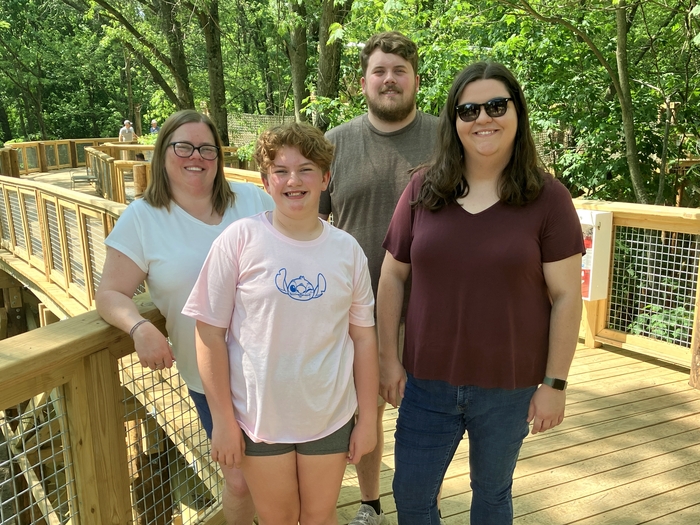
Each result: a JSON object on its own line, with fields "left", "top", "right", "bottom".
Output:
{"left": 320, "top": 111, "right": 439, "bottom": 298}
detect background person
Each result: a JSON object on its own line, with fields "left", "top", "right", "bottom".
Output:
{"left": 378, "top": 62, "right": 584, "bottom": 524}
{"left": 150, "top": 119, "right": 160, "bottom": 133}
{"left": 184, "top": 122, "right": 379, "bottom": 525}
{"left": 319, "top": 31, "right": 439, "bottom": 525}
{"left": 96, "top": 109, "right": 273, "bottom": 525}
{"left": 119, "top": 119, "right": 138, "bottom": 142}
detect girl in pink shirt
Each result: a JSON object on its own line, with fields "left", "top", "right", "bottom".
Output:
{"left": 184, "top": 122, "right": 379, "bottom": 525}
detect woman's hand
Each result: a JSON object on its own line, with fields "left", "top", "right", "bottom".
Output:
{"left": 347, "top": 417, "right": 377, "bottom": 465}
{"left": 132, "top": 321, "right": 176, "bottom": 370}
{"left": 527, "top": 385, "right": 566, "bottom": 434}
{"left": 211, "top": 418, "right": 246, "bottom": 469}
{"left": 380, "top": 354, "right": 406, "bottom": 408}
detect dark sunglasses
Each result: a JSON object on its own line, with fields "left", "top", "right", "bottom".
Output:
{"left": 455, "top": 97, "right": 513, "bottom": 122}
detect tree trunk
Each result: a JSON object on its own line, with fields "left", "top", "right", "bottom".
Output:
{"left": 197, "top": 0, "right": 229, "bottom": 145}
{"left": 157, "top": 0, "right": 194, "bottom": 109}
{"left": 125, "top": 52, "right": 135, "bottom": 123}
{"left": 315, "top": 0, "right": 352, "bottom": 131}
{"left": 0, "top": 100, "right": 13, "bottom": 142}
{"left": 285, "top": 1, "right": 309, "bottom": 122}
{"left": 616, "top": 1, "right": 648, "bottom": 204}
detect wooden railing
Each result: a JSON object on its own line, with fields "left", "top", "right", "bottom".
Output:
{"left": 0, "top": 298, "right": 226, "bottom": 525}
{"left": 1, "top": 139, "right": 120, "bottom": 177}
{"left": 574, "top": 199, "right": 700, "bottom": 386}
{"left": 0, "top": 175, "right": 227, "bottom": 525}
{"left": 0, "top": 175, "right": 125, "bottom": 317}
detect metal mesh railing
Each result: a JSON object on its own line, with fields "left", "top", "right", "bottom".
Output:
{"left": 24, "top": 193, "right": 43, "bottom": 263}
{"left": 120, "top": 355, "right": 222, "bottom": 525}
{"left": 64, "top": 208, "right": 86, "bottom": 291}
{"left": 0, "top": 388, "right": 79, "bottom": 525}
{"left": 45, "top": 200, "right": 65, "bottom": 277}
{"left": 8, "top": 191, "right": 26, "bottom": 252}
{"left": 608, "top": 226, "right": 700, "bottom": 347}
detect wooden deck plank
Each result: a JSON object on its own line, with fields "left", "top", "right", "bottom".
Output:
{"left": 336, "top": 346, "right": 700, "bottom": 524}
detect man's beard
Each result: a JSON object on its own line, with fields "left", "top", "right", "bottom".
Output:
{"left": 366, "top": 88, "right": 416, "bottom": 123}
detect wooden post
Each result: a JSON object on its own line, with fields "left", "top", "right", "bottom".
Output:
{"left": 9, "top": 148, "right": 20, "bottom": 177}
{"left": 133, "top": 164, "right": 147, "bottom": 199}
{"left": 1, "top": 149, "right": 8, "bottom": 175}
{"left": 64, "top": 349, "right": 131, "bottom": 525}
{"left": 38, "top": 143, "right": 48, "bottom": 173}
{"left": 69, "top": 141, "right": 78, "bottom": 168}
{"left": 582, "top": 300, "right": 604, "bottom": 348}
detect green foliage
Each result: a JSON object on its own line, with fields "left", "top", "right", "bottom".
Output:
{"left": 630, "top": 305, "right": 693, "bottom": 345}
{"left": 236, "top": 140, "right": 255, "bottom": 162}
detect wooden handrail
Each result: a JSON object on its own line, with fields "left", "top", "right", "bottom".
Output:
{"left": 574, "top": 199, "right": 700, "bottom": 386}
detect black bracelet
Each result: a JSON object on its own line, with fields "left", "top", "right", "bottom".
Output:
{"left": 129, "top": 319, "right": 151, "bottom": 339}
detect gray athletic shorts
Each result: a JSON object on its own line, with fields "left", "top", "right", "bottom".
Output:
{"left": 243, "top": 417, "right": 355, "bottom": 457}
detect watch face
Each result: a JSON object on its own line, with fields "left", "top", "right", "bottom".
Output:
{"left": 543, "top": 377, "right": 567, "bottom": 390}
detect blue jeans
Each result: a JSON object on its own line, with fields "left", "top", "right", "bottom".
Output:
{"left": 189, "top": 389, "right": 213, "bottom": 439}
{"left": 393, "top": 374, "right": 536, "bottom": 525}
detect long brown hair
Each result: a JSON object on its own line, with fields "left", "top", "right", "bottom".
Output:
{"left": 143, "top": 109, "right": 235, "bottom": 214}
{"left": 414, "top": 62, "right": 543, "bottom": 211}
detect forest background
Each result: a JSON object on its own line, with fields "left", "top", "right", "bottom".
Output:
{"left": 0, "top": 0, "right": 699, "bottom": 205}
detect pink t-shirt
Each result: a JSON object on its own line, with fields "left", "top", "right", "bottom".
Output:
{"left": 183, "top": 213, "right": 374, "bottom": 443}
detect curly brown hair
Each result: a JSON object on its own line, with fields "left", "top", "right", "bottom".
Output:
{"left": 254, "top": 122, "right": 335, "bottom": 178}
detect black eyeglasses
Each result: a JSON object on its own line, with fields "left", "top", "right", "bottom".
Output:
{"left": 169, "top": 141, "right": 219, "bottom": 160}
{"left": 455, "top": 97, "right": 513, "bottom": 122}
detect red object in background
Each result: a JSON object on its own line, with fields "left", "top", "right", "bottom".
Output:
{"left": 581, "top": 269, "right": 591, "bottom": 298}
{"left": 583, "top": 234, "right": 593, "bottom": 250}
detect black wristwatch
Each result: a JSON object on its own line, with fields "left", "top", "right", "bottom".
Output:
{"left": 542, "top": 376, "right": 568, "bottom": 391}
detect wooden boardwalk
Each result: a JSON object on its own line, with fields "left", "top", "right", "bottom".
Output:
{"left": 337, "top": 344, "right": 700, "bottom": 524}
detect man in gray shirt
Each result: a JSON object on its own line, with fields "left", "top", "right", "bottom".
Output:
{"left": 319, "top": 31, "right": 438, "bottom": 525}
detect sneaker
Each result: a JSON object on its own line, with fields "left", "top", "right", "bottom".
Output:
{"left": 349, "top": 503, "right": 386, "bottom": 525}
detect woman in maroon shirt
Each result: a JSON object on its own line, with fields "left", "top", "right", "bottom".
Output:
{"left": 377, "top": 62, "right": 584, "bottom": 524}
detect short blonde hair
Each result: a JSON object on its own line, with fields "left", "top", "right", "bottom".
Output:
{"left": 254, "top": 122, "right": 335, "bottom": 178}
{"left": 144, "top": 110, "right": 235, "bottom": 214}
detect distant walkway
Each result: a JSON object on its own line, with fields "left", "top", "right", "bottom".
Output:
{"left": 21, "top": 167, "right": 137, "bottom": 202}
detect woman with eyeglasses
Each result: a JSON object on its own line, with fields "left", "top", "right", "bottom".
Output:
{"left": 377, "top": 62, "right": 585, "bottom": 524}
{"left": 96, "top": 109, "right": 273, "bottom": 524}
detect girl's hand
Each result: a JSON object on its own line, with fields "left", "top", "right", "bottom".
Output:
{"left": 211, "top": 418, "right": 245, "bottom": 469}
{"left": 347, "top": 417, "right": 377, "bottom": 465}
{"left": 133, "top": 322, "right": 176, "bottom": 370}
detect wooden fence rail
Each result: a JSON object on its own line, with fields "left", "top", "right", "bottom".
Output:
{"left": 574, "top": 199, "right": 700, "bottom": 387}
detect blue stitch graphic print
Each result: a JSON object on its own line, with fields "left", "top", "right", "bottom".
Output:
{"left": 275, "top": 268, "right": 326, "bottom": 301}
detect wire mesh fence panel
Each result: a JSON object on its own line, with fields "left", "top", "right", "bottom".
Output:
{"left": 120, "top": 354, "right": 222, "bottom": 525}
{"left": 85, "top": 214, "right": 106, "bottom": 297}
{"left": 57, "top": 145, "right": 70, "bottom": 167}
{"left": 24, "top": 148, "right": 38, "bottom": 171}
{"left": 45, "top": 147, "right": 57, "bottom": 169}
{"left": 63, "top": 208, "right": 85, "bottom": 292}
{"left": 0, "top": 388, "right": 79, "bottom": 525}
{"left": 23, "top": 193, "right": 43, "bottom": 263}
{"left": 76, "top": 144, "right": 87, "bottom": 165}
{"left": 608, "top": 226, "right": 700, "bottom": 347}
{"left": 0, "top": 190, "right": 10, "bottom": 244}
{"left": 8, "top": 191, "right": 26, "bottom": 251}
{"left": 44, "top": 201, "right": 65, "bottom": 277}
